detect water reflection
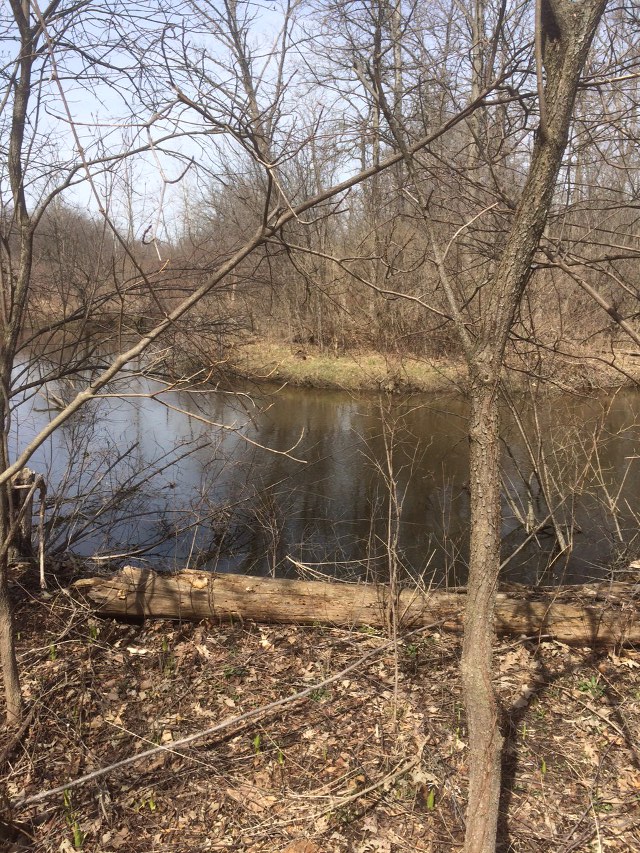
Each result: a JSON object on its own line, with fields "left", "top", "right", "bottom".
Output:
{"left": 11, "top": 369, "right": 640, "bottom": 585}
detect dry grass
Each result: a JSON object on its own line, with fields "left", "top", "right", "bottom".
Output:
{"left": 230, "top": 341, "right": 464, "bottom": 393}
{"left": 226, "top": 339, "right": 640, "bottom": 395}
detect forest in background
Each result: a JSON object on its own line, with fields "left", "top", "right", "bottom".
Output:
{"left": 2, "top": 2, "right": 640, "bottom": 851}
{"left": 7, "top": 0, "right": 639, "bottom": 389}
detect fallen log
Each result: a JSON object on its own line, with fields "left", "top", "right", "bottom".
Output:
{"left": 73, "top": 566, "right": 640, "bottom": 645}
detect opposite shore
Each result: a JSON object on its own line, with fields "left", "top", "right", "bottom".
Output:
{"left": 225, "top": 339, "right": 640, "bottom": 394}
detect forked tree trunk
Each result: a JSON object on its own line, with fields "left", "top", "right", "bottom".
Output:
{"left": 459, "top": 3, "right": 607, "bottom": 850}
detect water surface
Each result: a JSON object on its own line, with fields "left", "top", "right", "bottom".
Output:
{"left": 12, "top": 370, "right": 640, "bottom": 585}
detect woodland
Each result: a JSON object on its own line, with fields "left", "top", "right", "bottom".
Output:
{"left": 1, "top": 1, "right": 640, "bottom": 852}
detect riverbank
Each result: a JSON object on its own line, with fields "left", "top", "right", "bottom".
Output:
{"left": 228, "top": 341, "right": 463, "bottom": 393}
{"left": 22, "top": 324, "right": 640, "bottom": 395}
{"left": 227, "top": 340, "right": 640, "bottom": 394}
{"left": 2, "top": 569, "right": 639, "bottom": 851}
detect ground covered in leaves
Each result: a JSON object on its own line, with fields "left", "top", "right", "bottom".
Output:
{"left": 1, "top": 578, "right": 640, "bottom": 853}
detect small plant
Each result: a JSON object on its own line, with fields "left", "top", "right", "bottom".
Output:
{"left": 405, "top": 643, "right": 418, "bottom": 659}
{"left": 70, "top": 820, "right": 84, "bottom": 849}
{"left": 160, "top": 637, "right": 175, "bottom": 675}
{"left": 224, "top": 664, "right": 247, "bottom": 679}
{"left": 252, "top": 733, "right": 262, "bottom": 754}
{"left": 426, "top": 788, "right": 436, "bottom": 810}
{"left": 88, "top": 624, "right": 99, "bottom": 644}
{"left": 134, "top": 793, "right": 157, "bottom": 813}
{"left": 578, "top": 676, "right": 605, "bottom": 699}
{"left": 540, "top": 758, "right": 547, "bottom": 778}
{"left": 277, "top": 749, "right": 285, "bottom": 766}
{"left": 454, "top": 703, "right": 464, "bottom": 739}
{"left": 63, "top": 790, "right": 85, "bottom": 849}
{"left": 310, "top": 687, "right": 329, "bottom": 702}
{"left": 48, "top": 643, "right": 57, "bottom": 661}
{"left": 335, "top": 805, "right": 355, "bottom": 825}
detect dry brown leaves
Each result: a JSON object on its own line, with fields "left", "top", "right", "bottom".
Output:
{"left": 0, "top": 589, "right": 638, "bottom": 852}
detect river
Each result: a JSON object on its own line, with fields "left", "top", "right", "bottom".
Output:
{"left": 11, "top": 369, "right": 640, "bottom": 585}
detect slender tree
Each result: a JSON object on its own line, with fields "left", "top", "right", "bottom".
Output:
{"left": 299, "top": 2, "right": 610, "bottom": 849}
{"left": 461, "top": 5, "right": 606, "bottom": 848}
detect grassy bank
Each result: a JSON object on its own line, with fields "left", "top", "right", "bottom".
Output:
{"left": 230, "top": 342, "right": 465, "bottom": 393}
{"left": 228, "top": 340, "right": 640, "bottom": 394}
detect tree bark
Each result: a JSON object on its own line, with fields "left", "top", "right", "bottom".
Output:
{"left": 461, "top": 377, "right": 503, "bottom": 852}
{"left": 0, "top": 477, "right": 21, "bottom": 724}
{"left": 457, "top": 3, "right": 607, "bottom": 850}
{"left": 0, "top": 0, "right": 41, "bottom": 725}
{"left": 0, "top": 572, "right": 21, "bottom": 725}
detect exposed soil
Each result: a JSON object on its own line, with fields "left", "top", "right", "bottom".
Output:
{"left": 1, "top": 571, "right": 639, "bottom": 852}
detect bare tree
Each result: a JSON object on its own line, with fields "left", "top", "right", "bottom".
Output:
{"left": 298, "top": 1, "right": 611, "bottom": 849}
{"left": 6, "top": 8, "right": 637, "bottom": 853}
{"left": 0, "top": 0, "right": 500, "bottom": 726}
{"left": 0, "top": 0, "right": 166, "bottom": 722}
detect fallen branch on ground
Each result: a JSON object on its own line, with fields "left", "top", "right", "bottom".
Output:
{"left": 10, "top": 622, "right": 439, "bottom": 812}
{"left": 73, "top": 566, "right": 640, "bottom": 646}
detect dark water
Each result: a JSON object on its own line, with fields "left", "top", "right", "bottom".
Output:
{"left": 11, "top": 371, "right": 640, "bottom": 585}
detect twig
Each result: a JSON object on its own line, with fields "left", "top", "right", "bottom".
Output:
{"left": 557, "top": 742, "right": 612, "bottom": 853}
{"left": 0, "top": 704, "right": 38, "bottom": 771}
{"left": 313, "top": 739, "right": 427, "bottom": 820}
{"left": 11, "top": 622, "right": 441, "bottom": 810}
{"left": 556, "top": 685, "right": 634, "bottom": 745}
{"left": 245, "top": 739, "right": 428, "bottom": 835}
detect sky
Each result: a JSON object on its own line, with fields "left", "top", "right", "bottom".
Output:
{"left": 2, "top": 0, "right": 294, "bottom": 243}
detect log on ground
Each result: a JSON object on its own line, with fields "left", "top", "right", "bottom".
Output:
{"left": 73, "top": 567, "right": 640, "bottom": 645}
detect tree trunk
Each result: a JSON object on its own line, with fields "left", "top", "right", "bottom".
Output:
{"left": 0, "top": 475, "right": 21, "bottom": 724}
{"left": 8, "top": 468, "right": 35, "bottom": 565}
{"left": 461, "top": 376, "right": 503, "bottom": 851}
{"left": 456, "top": 4, "right": 608, "bottom": 849}
{"left": 0, "top": 346, "right": 24, "bottom": 724}
{"left": 0, "top": 0, "right": 40, "bottom": 727}
{"left": 0, "top": 569, "right": 21, "bottom": 725}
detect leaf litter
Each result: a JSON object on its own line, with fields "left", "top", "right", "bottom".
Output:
{"left": 0, "top": 581, "right": 639, "bottom": 852}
